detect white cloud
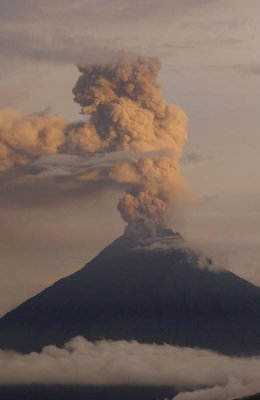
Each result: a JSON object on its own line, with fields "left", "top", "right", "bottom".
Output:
{"left": 173, "top": 377, "right": 260, "bottom": 400}
{"left": 0, "top": 337, "right": 259, "bottom": 400}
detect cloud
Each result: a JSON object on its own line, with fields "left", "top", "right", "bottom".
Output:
{"left": 0, "top": 30, "right": 123, "bottom": 65}
{"left": 0, "top": 0, "right": 216, "bottom": 23}
{"left": 182, "top": 152, "right": 204, "bottom": 165}
{"left": 241, "top": 64, "right": 260, "bottom": 76}
{"left": 28, "top": 149, "right": 171, "bottom": 178}
{"left": 181, "top": 153, "right": 212, "bottom": 170}
{"left": 0, "top": 0, "right": 223, "bottom": 69}
{"left": 161, "top": 38, "right": 242, "bottom": 51}
{"left": 0, "top": 337, "right": 259, "bottom": 400}
{"left": 203, "top": 63, "right": 260, "bottom": 76}
{"left": 173, "top": 377, "right": 260, "bottom": 400}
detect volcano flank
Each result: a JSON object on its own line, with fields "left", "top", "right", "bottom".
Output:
{"left": 0, "top": 230, "right": 259, "bottom": 356}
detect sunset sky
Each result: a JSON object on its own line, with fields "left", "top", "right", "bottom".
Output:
{"left": 0, "top": 0, "right": 260, "bottom": 315}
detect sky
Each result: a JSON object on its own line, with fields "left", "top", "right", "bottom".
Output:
{"left": 0, "top": 0, "right": 260, "bottom": 316}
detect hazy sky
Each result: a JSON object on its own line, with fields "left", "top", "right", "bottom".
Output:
{"left": 0, "top": 0, "right": 260, "bottom": 315}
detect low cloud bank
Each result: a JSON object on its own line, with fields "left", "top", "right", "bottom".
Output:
{"left": 173, "top": 378, "right": 260, "bottom": 400}
{"left": 0, "top": 337, "right": 259, "bottom": 400}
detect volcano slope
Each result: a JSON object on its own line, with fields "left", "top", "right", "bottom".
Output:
{"left": 0, "top": 232, "right": 259, "bottom": 355}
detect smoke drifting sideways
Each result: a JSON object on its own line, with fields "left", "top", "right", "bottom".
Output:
{"left": 0, "top": 337, "right": 259, "bottom": 400}
{"left": 0, "top": 55, "right": 189, "bottom": 238}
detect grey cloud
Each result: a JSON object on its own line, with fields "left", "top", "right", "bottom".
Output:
{"left": 182, "top": 153, "right": 203, "bottom": 165}
{"left": 234, "top": 63, "right": 260, "bottom": 76}
{"left": 0, "top": 0, "right": 220, "bottom": 68}
{"left": 29, "top": 149, "right": 171, "bottom": 178}
{"left": 203, "top": 63, "right": 260, "bottom": 76}
{"left": 189, "top": 240, "right": 260, "bottom": 287}
{"left": 0, "top": 0, "right": 256, "bottom": 82}
{"left": 181, "top": 153, "right": 212, "bottom": 170}
{"left": 0, "top": 30, "right": 121, "bottom": 65}
{"left": 162, "top": 38, "right": 243, "bottom": 51}
{"left": 0, "top": 0, "right": 216, "bottom": 23}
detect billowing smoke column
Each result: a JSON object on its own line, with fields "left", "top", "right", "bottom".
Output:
{"left": 71, "top": 56, "right": 188, "bottom": 237}
{"left": 0, "top": 55, "right": 188, "bottom": 238}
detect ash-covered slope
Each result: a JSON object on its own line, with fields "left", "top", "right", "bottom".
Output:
{"left": 0, "top": 232, "right": 259, "bottom": 355}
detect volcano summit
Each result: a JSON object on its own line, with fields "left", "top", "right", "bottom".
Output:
{"left": 0, "top": 230, "right": 259, "bottom": 356}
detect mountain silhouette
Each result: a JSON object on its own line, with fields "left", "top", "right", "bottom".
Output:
{"left": 0, "top": 232, "right": 259, "bottom": 355}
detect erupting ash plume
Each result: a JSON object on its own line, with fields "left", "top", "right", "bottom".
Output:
{"left": 0, "top": 55, "right": 188, "bottom": 237}
{"left": 72, "top": 55, "right": 188, "bottom": 237}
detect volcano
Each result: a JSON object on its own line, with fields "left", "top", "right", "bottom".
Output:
{"left": 0, "top": 231, "right": 259, "bottom": 355}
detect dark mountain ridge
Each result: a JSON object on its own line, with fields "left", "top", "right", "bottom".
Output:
{"left": 0, "top": 233, "right": 259, "bottom": 355}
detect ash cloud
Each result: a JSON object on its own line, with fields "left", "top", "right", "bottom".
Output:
{"left": 0, "top": 109, "right": 66, "bottom": 172}
{"left": 0, "top": 55, "right": 191, "bottom": 238}
{"left": 0, "top": 337, "right": 259, "bottom": 400}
